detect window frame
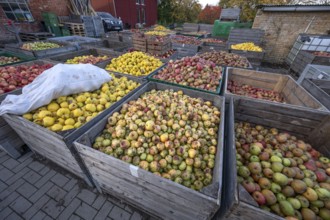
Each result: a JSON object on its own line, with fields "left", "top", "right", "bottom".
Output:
{"left": 0, "top": 0, "right": 34, "bottom": 22}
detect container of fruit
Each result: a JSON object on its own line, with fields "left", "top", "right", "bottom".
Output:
{"left": 82, "top": 39, "right": 131, "bottom": 52}
{"left": 199, "top": 51, "right": 252, "bottom": 69}
{"left": 105, "top": 51, "right": 165, "bottom": 80}
{"left": 149, "top": 49, "right": 178, "bottom": 63}
{"left": 176, "top": 31, "right": 205, "bottom": 38}
{"left": 200, "top": 38, "right": 227, "bottom": 52}
{"left": 229, "top": 42, "right": 265, "bottom": 67}
{"left": 0, "top": 50, "right": 35, "bottom": 67}
{"left": 49, "top": 36, "right": 101, "bottom": 46}
{"left": 73, "top": 81, "right": 225, "bottom": 220}
{"left": 48, "top": 49, "right": 122, "bottom": 69}
{"left": 2, "top": 74, "right": 144, "bottom": 186}
{"left": 218, "top": 98, "right": 330, "bottom": 220}
{"left": 5, "top": 40, "right": 78, "bottom": 58}
{"left": 224, "top": 67, "right": 327, "bottom": 112}
{"left": 148, "top": 56, "right": 223, "bottom": 95}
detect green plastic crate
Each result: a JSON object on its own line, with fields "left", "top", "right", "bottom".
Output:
{"left": 0, "top": 51, "right": 35, "bottom": 67}
{"left": 212, "top": 20, "right": 236, "bottom": 38}
{"left": 147, "top": 64, "right": 223, "bottom": 95}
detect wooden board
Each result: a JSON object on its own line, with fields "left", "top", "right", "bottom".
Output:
{"left": 214, "top": 98, "right": 330, "bottom": 220}
{"left": 224, "top": 68, "right": 327, "bottom": 112}
{"left": 74, "top": 82, "right": 225, "bottom": 220}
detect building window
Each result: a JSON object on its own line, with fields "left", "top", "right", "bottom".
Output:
{"left": 0, "top": 0, "right": 34, "bottom": 22}
{"left": 141, "top": 8, "right": 145, "bottom": 24}
{"left": 140, "top": 0, "right": 145, "bottom": 5}
{"left": 136, "top": 0, "right": 139, "bottom": 4}
{"left": 137, "top": 7, "right": 140, "bottom": 23}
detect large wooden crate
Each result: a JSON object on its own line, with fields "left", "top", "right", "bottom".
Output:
{"left": 291, "top": 50, "right": 330, "bottom": 75}
{"left": 5, "top": 40, "right": 78, "bottom": 58}
{"left": 216, "top": 98, "right": 330, "bottom": 220}
{"left": 224, "top": 68, "right": 327, "bottom": 112}
{"left": 0, "top": 59, "right": 57, "bottom": 159}
{"left": 229, "top": 50, "right": 265, "bottom": 67}
{"left": 2, "top": 75, "right": 145, "bottom": 185}
{"left": 183, "top": 23, "right": 199, "bottom": 32}
{"left": 82, "top": 39, "right": 131, "bottom": 52}
{"left": 147, "top": 37, "right": 172, "bottom": 55}
{"left": 300, "top": 78, "right": 330, "bottom": 110}
{"left": 74, "top": 82, "right": 225, "bottom": 220}
{"left": 49, "top": 36, "right": 101, "bottom": 46}
{"left": 132, "top": 35, "right": 147, "bottom": 52}
{"left": 48, "top": 48, "right": 121, "bottom": 69}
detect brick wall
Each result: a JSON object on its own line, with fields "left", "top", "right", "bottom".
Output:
{"left": 28, "top": 0, "right": 70, "bottom": 21}
{"left": 253, "top": 10, "right": 330, "bottom": 64}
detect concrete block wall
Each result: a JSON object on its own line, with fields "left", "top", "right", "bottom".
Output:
{"left": 253, "top": 10, "right": 330, "bottom": 64}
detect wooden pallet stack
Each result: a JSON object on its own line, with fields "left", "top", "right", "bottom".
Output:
{"left": 132, "top": 34, "right": 147, "bottom": 52}
{"left": 19, "top": 32, "right": 54, "bottom": 42}
{"left": 64, "top": 22, "right": 86, "bottom": 36}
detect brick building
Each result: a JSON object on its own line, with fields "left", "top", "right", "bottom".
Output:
{"left": 253, "top": 4, "right": 330, "bottom": 64}
{"left": 0, "top": 0, "right": 70, "bottom": 43}
{"left": 91, "top": 0, "right": 158, "bottom": 28}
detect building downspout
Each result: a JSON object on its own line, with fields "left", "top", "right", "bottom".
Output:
{"left": 113, "top": 0, "right": 117, "bottom": 17}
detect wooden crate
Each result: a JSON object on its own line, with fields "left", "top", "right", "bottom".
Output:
{"left": 224, "top": 68, "right": 327, "bottom": 112}
{"left": 229, "top": 50, "right": 265, "bottom": 67}
{"left": 50, "top": 36, "right": 101, "bottom": 46}
{"left": 183, "top": 23, "right": 199, "bottom": 32}
{"left": 300, "top": 78, "right": 330, "bottom": 110}
{"left": 74, "top": 82, "right": 225, "bottom": 220}
{"left": 297, "top": 64, "right": 330, "bottom": 83}
{"left": 48, "top": 48, "right": 121, "bottom": 69}
{"left": 132, "top": 36, "right": 147, "bottom": 52}
{"left": 2, "top": 74, "right": 145, "bottom": 185}
{"left": 227, "top": 28, "right": 264, "bottom": 46}
{"left": 147, "top": 39, "right": 172, "bottom": 55}
{"left": 82, "top": 40, "right": 130, "bottom": 52}
{"left": 291, "top": 50, "right": 330, "bottom": 75}
{"left": 19, "top": 32, "right": 54, "bottom": 42}
{"left": 216, "top": 98, "right": 330, "bottom": 220}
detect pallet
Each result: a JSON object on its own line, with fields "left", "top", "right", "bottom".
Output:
{"left": 216, "top": 98, "right": 330, "bottom": 220}
{"left": 19, "top": 32, "right": 54, "bottom": 42}
{"left": 224, "top": 67, "right": 327, "bottom": 112}
{"left": 74, "top": 82, "right": 224, "bottom": 220}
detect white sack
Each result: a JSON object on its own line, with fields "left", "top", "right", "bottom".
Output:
{"left": 0, "top": 63, "right": 111, "bottom": 115}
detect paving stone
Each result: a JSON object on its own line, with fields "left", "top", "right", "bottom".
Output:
{"left": 94, "top": 201, "right": 114, "bottom": 220}
{"left": 42, "top": 199, "right": 65, "bottom": 219}
{"left": 43, "top": 215, "right": 53, "bottom": 220}
{"left": 4, "top": 211, "right": 23, "bottom": 220}
{"left": 0, "top": 207, "right": 13, "bottom": 219}
{"left": 0, "top": 150, "right": 7, "bottom": 158}
{"left": 76, "top": 189, "right": 96, "bottom": 205}
{"left": 0, "top": 180, "right": 7, "bottom": 193}
{"left": 69, "top": 214, "right": 82, "bottom": 220}
{"left": 130, "top": 211, "right": 143, "bottom": 220}
{"left": 10, "top": 195, "right": 32, "bottom": 215}
{"left": 0, "top": 154, "right": 10, "bottom": 164}
{"left": 0, "top": 181, "right": 22, "bottom": 205}
{"left": 92, "top": 194, "right": 107, "bottom": 210}
{"left": 29, "top": 182, "right": 54, "bottom": 203}
{"left": 0, "top": 168, "right": 14, "bottom": 182}
{"left": 23, "top": 170, "right": 42, "bottom": 184}
{"left": 74, "top": 202, "right": 97, "bottom": 220}
{"left": 124, "top": 205, "right": 134, "bottom": 214}
{"left": 107, "top": 197, "right": 126, "bottom": 209}
{"left": 17, "top": 151, "right": 33, "bottom": 163}
{"left": 5, "top": 167, "right": 30, "bottom": 185}
{"left": 16, "top": 181, "right": 38, "bottom": 199}
{"left": 2, "top": 158, "right": 20, "bottom": 170}
{"left": 57, "top": 198, "right": 81, "bottom": 220}
{"left": 0, "top": 192, "right": 19, "bottom": 210}
{"left": 51, "top": 173, "right": 69, "bottom": 187}
{"left": 34, "top": 169, "right": 56, "bottom": 188}
{"left": 108, "top": 206, "right": 131, "bottom": 220}
{"left": 12, "top": 157, "right": 33, "bottom": 173}
{"left": 38, "top": 166, "right": 50, "bottom": 176}
{"left": 30, "top": 211, "right": 47, "bottom": 220}
{"left": 28, "top": 160, "right": 45, "bottom": 172}
{"left": 63, "top": 184, "right": 81, "bottom": 206}
{"left": 46, "top": 185, "right": 67, "bottom": 202}
{"left": 63, "top": 178, "right": 78, "bottom": 191}
{"left": 0, "top": 164, "right": 4, "bottom": 170}
{"left": 23, "top": 195, "right": 50, "bottom": 220}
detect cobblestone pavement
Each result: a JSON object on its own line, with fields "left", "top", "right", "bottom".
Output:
{"left": 0, "top": 150, "right": 148, "bottom": 220}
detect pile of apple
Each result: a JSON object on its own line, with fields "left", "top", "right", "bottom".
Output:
{"left": 65, "top": 55, "right": 109, "bottom": 65}
{"left": 171, "top": 35, "right": 201, "bottom": 45}
{"left": 199, "top": 51, "right": 250, "bottom": 68}
{"left": 312, "top": 51, "right": 330, "bottom": 57}
{"left": 236, "top": 122, "right": 330, "bottom": 219}
{"left": 201, "top": 38, "right": 225, "bottom": 44}
{"left": 21, "top": 42, "right": 61, "bottom": 51}
{"left": 0, "top": 63, "right": 53, "bottom": 94}
{"left": 0, "top": 56, "right": 21, "bottom": 65}
{"left": 227, "top": 80, "right": 284, "bottom": 103}
{"left": 152, "top": 56, "right": 222, "bottom": 92}
{"left": 149, "top": 50, "right": 176, "bottom": 59}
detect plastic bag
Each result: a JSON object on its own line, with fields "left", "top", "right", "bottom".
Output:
{"left": 0, "top": 63, "right": 111, "bottom": 115}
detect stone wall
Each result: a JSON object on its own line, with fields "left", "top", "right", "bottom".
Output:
{"left": 253, "top": 10, "right": 330, "bottom": 64}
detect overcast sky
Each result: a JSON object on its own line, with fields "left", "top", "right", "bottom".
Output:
{"left": 198, "top": 0, "right": 219, "bottom": 7}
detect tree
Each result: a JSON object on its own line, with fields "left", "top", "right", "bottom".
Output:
{"left": 158, "top": 0, "right": 202, "bottom": 24}
{"left": 198, "top": 5, "right": 221, "bottom": 24}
